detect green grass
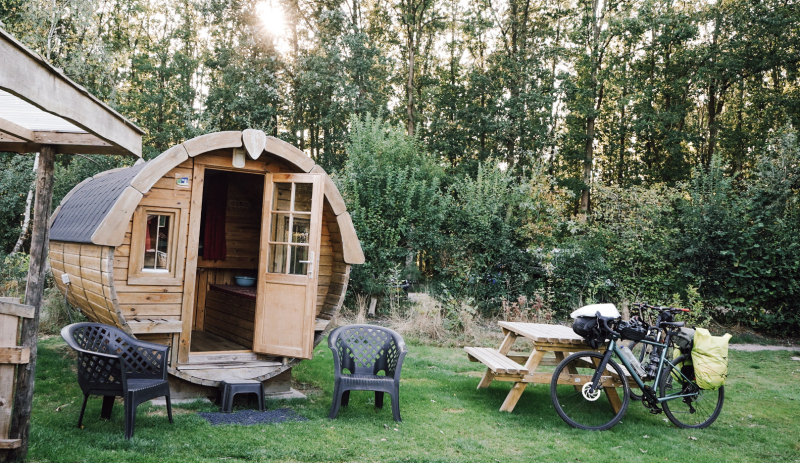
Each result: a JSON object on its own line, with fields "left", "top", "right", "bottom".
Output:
{"left": 28, "top": 337, "right": 800, "bottom": 463}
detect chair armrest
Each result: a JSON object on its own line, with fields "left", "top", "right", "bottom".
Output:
{"left": 132, "top": 339, "right": 170, "bottom": 352}
{"left": 121, "top": 342, "right": 170, "bottom": 380}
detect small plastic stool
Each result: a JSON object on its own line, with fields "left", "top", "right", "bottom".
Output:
{"left": 219, "top": 380, "right": 265, "bottom": 413}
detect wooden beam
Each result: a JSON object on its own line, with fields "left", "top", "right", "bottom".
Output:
{"left": 32, "top": 131, "right": 110, "bottom": 147}
{"left": 0, "top": 140, "right": 129, "bottom": 156}
{"left": 8, "top": 145, "right": 55, "bottom": 462}
{"left": 0, "top": 440, "right": 21, "bottom": 450}
{"left": 0, "top": 301, "right": 34, "bottom": 319}
{"left": 0, "top": 347, "right": 30, "bottom": 364}
{"left": 310, "top": 165, "right": 347, "bottom": 216}
{"left": 264, "top": 136, "right": 315, "bottom": 172}
{"left": 336, "top": 212, "right": 365, "bottom": 264}
{"left": 127, "top": 320, "right": 183, "bottom": 334}
{"left": 0, "top": 116, "right": 34, "bottom": 142}
{"left": 183, "top": 131, "right": 242, "bottom": 157}
{"left": 90, "top": 187, "right": 143, "bottom": 246}
{"left": 0, "top": 30, "right": 142, "bottom": 157}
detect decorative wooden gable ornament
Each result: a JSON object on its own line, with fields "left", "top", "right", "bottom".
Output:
{"left": 242, "top": 129, "right": 267, "bottom": 160}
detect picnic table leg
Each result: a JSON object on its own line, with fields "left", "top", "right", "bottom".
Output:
{"left": 477, "top": 370, "right": 495, "bottom": 389}
{"left": 477, "top": 330, "right": 518, "bottom": 389}
{"left": 499, "top": 349, "right": 545, "bottom": 412}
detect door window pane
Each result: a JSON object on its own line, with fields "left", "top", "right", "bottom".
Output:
{"left": 289, "top": 245, "right": 309, "bottom": 275}
{"left": 294, "top": 183, "right": 312, "bottom": 212}
{"left": 270, "top": 213, "right": 291, "bottom": 242}
{"left": 144, "top": 214, "right": 171, "bottom": 271}
{"left": 269, "top": 244, "right": 288, "bottom": 273}
{"left": 272, "top": 183, "right": 291, "bottom": 211}
{"left": 291, "top": 215, "right": 310, "bottom": 243}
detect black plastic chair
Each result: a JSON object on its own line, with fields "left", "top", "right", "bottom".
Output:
{"left": 61, "top": 322, "right": 173, "bottom": 439}
{"left": 328, "top": 324, "right": 407, "bottom": 421}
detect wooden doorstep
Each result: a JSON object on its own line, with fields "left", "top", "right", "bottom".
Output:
{"left": 178, "top": 361, "right": 281, "bottom": 370}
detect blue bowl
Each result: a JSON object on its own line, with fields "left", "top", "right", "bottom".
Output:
{"left": 235, "top": 276, "right": 256, "bottom": 287}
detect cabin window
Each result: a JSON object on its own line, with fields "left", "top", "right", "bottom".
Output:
{"left": 144, "top": 214, "right": 172, "bottom": 271}
{"left": 128, "top": 206, "right": 186, "bottom": 286}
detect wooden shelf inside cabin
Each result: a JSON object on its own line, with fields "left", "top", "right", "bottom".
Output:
{"left": 208, "top": 283, "right": 256, "bottom": 300}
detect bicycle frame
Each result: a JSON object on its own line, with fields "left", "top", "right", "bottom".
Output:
{"left": 591, "top": 334, "right": 697, "bottom": 404}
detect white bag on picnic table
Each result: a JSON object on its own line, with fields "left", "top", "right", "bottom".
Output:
{"left": 691, "top": 328, "right": 732, "bottom": 390}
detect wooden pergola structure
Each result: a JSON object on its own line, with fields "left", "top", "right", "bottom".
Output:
{"left": 0, "top": 26, "right": 143, "bottom": 461}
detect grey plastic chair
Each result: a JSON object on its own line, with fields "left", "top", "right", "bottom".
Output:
{"left": 61, "top": 322, "right": 173, "bottom": 439}
{"left": 328, "top": 324, "right": 407, "bottom": 421}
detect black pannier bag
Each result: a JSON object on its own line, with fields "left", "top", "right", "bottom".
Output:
{"left": 573, "top": 317, "right": 603, "bottom": 349}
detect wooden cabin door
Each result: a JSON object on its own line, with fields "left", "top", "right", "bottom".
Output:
{"left": 253, "top": 173, "right": 324, "bottom": 359}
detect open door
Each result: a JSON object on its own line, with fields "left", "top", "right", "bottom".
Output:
{"left": 253, "top": 173, "right": 324, "bottom": 359}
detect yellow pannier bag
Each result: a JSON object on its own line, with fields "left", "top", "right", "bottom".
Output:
{"left": 691, "top": 328, "right": 732, "bottom": 390}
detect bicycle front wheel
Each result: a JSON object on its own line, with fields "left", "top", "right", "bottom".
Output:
{"left": 659, "top": 354, "right": 724, "bottom": 429}
{"left": 550, "top": 351, "right": 630, "bottom": 431}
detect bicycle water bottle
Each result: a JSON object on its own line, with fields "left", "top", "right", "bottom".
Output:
{"left": 619, "top": 346, "right": 646, "bottom": 377}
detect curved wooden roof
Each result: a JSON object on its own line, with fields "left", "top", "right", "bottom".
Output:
{"left": 49, "top": 130, "right": 365, "bottom": 264}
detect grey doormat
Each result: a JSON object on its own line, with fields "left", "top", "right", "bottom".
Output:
{"left": 199, "top": 408, "right": 307, "bottom": 426}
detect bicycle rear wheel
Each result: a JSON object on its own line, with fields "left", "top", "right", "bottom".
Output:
{"left": 550, "top": 351, "right": 630, "bottom": 431}
{"left": 659, "top": 354, "right": 724, "bottom": 429}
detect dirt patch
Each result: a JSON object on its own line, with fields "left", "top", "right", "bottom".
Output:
{"left": 147, "top": 408, "right": 195, "bottom": 417}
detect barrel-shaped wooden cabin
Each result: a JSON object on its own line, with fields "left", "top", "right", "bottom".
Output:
{"left": 47, "top": 130, "right": 364, "bottom": 396}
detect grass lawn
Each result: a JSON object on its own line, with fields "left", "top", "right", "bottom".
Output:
{"left": 28, "top": 336, "right": 800, "bottom": 463}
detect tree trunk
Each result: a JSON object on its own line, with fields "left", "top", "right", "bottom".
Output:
{"left": 11, "top": 153, "right": 39, "bottom": 255}
{"left": 406, "top": 30, "right": 416, "bottom": 137}
{"left": 8, "top": 146, "right": 56, "bottom": 462}
{"left": 580, "top": 115, "right": 595, "bottom": 215}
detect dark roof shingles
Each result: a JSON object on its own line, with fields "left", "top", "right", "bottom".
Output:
{"left": 50, "top": 162, "right": 148, "bottom": 243}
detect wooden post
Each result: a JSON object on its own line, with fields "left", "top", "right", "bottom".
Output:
{"left": 6, "top": 146, "right": 55, "bottom": 463}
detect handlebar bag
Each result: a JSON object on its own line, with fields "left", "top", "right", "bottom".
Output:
{"left": 691, "top": 328, "right": 732, "bottom": 390}
{"left": 572, "top": 317, "right": 604, "bottom": 349}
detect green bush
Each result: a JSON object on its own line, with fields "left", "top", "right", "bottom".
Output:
{"left": 337, "top": 116, "right": 799, "bottom": 334}
{"left": 0, "top": 252, "right": 30, "bottom": 298}
{"left": 337, "top": 115, "right": 449, "bottom": 299}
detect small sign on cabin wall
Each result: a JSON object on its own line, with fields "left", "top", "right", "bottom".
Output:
{"left": 174, "top": 173, "right": 191, "bottom": 198}
{"left": 175, "top": 175, "right": 190, "bottom": 188}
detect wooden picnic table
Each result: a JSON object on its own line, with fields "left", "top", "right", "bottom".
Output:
{"left": 465, "top": 322, "right": 624, "bottom": 413}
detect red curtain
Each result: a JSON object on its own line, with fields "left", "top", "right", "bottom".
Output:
{"left": 203, "top": 176, "right": 228, "bottom": 260}
{"left": 146, "top": 216, "right": 154, "bottom": 251}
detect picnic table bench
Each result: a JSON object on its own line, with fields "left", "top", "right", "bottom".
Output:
{"left": 465, "top": 322, "right": 625, "bottom": 413}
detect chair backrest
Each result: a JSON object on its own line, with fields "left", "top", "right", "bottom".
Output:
{"left": 62, "top": 323, "right": 168, "bottom": 390}
{"left": 62, "top": 323, "right": 125, "bottom": 393}
{"left": 329, "top": 325, "right": 406, "bottom": 376}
